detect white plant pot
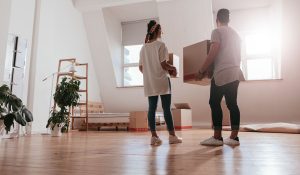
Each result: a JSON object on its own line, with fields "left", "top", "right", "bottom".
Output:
{"left": 51, "top": 124, "right": 62, "bottom": 137}
{"left": 0, "top": 120, "right": 5, "bottom": 139}
{"left": 26, "top": 122, "right": 32, "bottom": 135}
{"left": 0, "top": 119, "right": 4, "bottom": 129}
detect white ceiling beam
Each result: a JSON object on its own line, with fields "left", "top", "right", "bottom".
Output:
{"left": 73, "top": 0, "right": 155, "bottom": 12}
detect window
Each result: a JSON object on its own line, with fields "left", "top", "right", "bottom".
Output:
{"left": 123, "top": 45, "right": 143, "bottom": 86}
{"left": 121, "top": 19, "right": 158, "bottom": 87}
{"left": 241, "top": 31, "right": 281, "bottom": 80}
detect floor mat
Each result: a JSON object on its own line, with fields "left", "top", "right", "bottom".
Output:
{"left": 223, "top": 122, "right": 300, "bottom": 134}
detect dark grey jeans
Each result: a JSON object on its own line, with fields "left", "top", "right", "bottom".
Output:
{"left": 209, "top": 79, "right": 240, "bottom": 131}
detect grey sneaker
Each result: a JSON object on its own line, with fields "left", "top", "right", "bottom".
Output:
{"left": 169, "top": 135, "right": 183, "bottom": 144}
{"left": 200, "top": 137, "right": 223, "bottom": 146}
{"left": 224, "top": 137, "right": 240, "bottom": 146}
{"left": 151, "top": 137, "right": 162, "bottom": 146}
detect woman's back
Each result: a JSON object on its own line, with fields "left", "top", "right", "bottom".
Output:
{"left": 139, "top": 40, "right": 170, "bottom": 97}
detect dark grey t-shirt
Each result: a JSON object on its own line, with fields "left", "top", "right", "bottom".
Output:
{"left": 211, "top": 26, "right": 245, "bottom": 86}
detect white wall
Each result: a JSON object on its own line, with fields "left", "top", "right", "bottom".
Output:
{"left": 0, "top": 0, "right": 11, "bottom": 83}
{"left": 8, "top": 0, "right": 36, "bottom": 104}
{"left": 80, "top": 0, "right": 300, "bottom": 126}
{"left": 82, "top": 0, "right": 215, "bottom": 126}
{"left": 30, "top": 0, "right": 101, "bottom": 132}
{"left": 211, "top": 5, "right": 282, "bottom": 80}
{"left": 208, "top": 0, "right": 299, "bottom": 124}
{"left": 157, "top": 0, "right": 215, "bottom": 126}
{"left": 83, "top": 9, "right": 148, "bottom": 113}
{"left": 102, "top": 8, "right": 123, "bottom": 86}
{"left": 160, "top": 0, "right": 300, "bottom": 124}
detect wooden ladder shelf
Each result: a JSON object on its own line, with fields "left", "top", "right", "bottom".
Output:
{"left": 53, "top": 58, "right": 89, "bottom": 131}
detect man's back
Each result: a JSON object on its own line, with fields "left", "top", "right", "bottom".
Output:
{"left": 213, "top": 26, "right": 241, "bottom": 72}
{"left": 211, "top": 26, "right": 244, "bottom": 86}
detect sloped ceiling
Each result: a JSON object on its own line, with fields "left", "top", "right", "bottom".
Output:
{"left": 105, "top": 1, "right": 158, "bottom": 22}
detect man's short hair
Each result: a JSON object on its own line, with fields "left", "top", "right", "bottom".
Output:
{"left": 217, "top": 8, "right": 230, "bottom": 24}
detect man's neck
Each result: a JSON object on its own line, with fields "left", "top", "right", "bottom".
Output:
{"left": 219, "top": 23, "right": 228, "bottom": 27}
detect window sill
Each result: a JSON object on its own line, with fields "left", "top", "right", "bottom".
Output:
{"left": 116, "top": 85, "right": 144, "bottom": 88}
{"left": 115, "top": 79, "right": 283, "bottom": 88}
{"left": 243, "top": 78, "right": 283, "bottom": 83}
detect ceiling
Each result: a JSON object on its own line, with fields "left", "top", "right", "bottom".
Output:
{"left": 212, "top": 0, "right": 274, "bottom": 11}
{"left": 105, "top": 1, "right": 158, "bottom": 22}
{"left": 75, "top": 0, "right": 276, "bottom": 22}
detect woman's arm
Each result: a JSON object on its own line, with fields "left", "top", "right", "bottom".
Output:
{"left": 161, "top": 61, "right": 175, "bottom": 71}
{"left": 161, "top": 61, "right": 177, "bottom": 77}
{"left": 139, "top": 65, "right": 143, "bottom": 73}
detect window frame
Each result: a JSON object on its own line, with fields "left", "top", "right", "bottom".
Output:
{"left": 240, "top": 31, "right": 280, "bottom": 81}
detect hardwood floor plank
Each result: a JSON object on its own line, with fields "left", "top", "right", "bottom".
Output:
{"left": 0, "top": 130, "right": 299, "bottom": 175}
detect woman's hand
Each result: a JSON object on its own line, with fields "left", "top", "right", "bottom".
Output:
{"left": 169, "top": 66, "right": 177, "bottom": 77}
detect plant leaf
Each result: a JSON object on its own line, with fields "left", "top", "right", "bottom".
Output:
{"left": 14, "top": 112, "right": 26, "bottom": 126}
{"left": 4, "top": 113, "right": 15, "bottom": 132}
{"left": 22, "top": 107, "right": 33, "bottom": 122}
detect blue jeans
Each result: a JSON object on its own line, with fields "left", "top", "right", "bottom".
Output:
{"left": 148, "top": 94, "right": 175, "bottom": 131}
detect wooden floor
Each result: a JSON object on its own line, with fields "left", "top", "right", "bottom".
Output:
{"left": 0, "top": 129, "right": 299, "bottom": 175}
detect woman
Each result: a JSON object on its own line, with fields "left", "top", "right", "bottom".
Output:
{"left": 139, "top": 20, "right": 182, "bottom": 146}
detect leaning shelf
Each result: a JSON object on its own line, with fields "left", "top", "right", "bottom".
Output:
{"left": 53, "top": 58, "right": 89, "bottom": 131}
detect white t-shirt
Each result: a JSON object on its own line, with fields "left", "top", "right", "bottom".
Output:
{"left": 139, "top": 40, "right": 171, "bottom": 97}
{"left": 211, "top": 26, "right": 245, "bottom": 86}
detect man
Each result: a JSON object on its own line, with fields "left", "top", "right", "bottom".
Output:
{"left": 198, "top": 9, "right": 245, "bottom": 146}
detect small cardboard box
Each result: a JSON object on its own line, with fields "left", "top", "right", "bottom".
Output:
{"left": 167, "top": 53, "right": 180, "bottom": 78}
{"left": 129, "top": 111, "right": 148, "bottom": 131}
{"left": 183, "top": 40, "right": 212, "bottom": 85}
{"left": 172, "top": 103, "right": 192, "bottom": 130}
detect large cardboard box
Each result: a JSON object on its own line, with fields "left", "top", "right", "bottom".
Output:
{"left": 129, "top": 111, "right": 148, "bottom": 131}
{"left": 167, "top": 53, "right": 180, "bottom": 78}
{"left": 183, "top": 40, "right": 212, "bottom": 85}
{"left": 172, "top": 103, "right": 192, "bottom": 130}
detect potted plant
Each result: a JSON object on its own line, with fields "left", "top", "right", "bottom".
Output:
{"left": 46, "top": 77, "right": 80, "bottom": 136}
{"left": 0, "top": 84, "right": 33, "bottom": 135}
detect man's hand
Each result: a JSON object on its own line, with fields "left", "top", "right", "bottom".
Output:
{"left": 195, "top": 70, "right": 205, "bottom": 81}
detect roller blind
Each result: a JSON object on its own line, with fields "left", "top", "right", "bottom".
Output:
{"left": 122, "top": 18, "right": 159, "bottom": 45}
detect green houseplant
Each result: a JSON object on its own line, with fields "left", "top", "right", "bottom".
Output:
{"left": 0, "top": 84, "right": 33, "bottom": 134}
{"left": 46, "top": 77, "right": 80, "bottom": 135}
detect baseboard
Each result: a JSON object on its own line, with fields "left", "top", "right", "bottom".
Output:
{"left": 192, "top": 121, "right": 300, "bottom": 129}
{"left": 192, "top": 122, "right": 212, "bottom": 129}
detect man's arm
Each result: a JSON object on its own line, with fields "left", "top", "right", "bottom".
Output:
{"left": 195, "top": 42, "right": 220, "bottom": 80}
{"left": 200, "top": 42, "right": 220, "bottom": 73}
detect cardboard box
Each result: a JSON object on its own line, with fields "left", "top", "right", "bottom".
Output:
{"left": 172, "top": 103, "right": 192, "bottom": 130}
{"left": 129, "top": 111, "right": 148, "bottom": 131}
{"left": 183, "top": 40, "right": 212, "bottom": 85}
{"left": 167, "top": 53, "right": 180, "bottom": 78}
